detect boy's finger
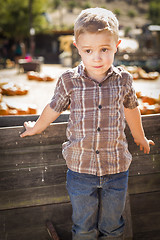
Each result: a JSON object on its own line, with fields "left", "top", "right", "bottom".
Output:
{"left": 20, "top": 131, "right": 26, "bottom": 138}
{"left": 20, "top": 129, "right": 30, "bottom": 138}
{"left": 146, "top": 148, "right": 149, "bottom": 154}
{"left": 149, "top": 140, "right": 155, "bottom": 146}
{"left": 140, "top": 145, "right": 143, "bottom": 151}
{"left": 24, "top": 121, "right": 28, "bottom": 127}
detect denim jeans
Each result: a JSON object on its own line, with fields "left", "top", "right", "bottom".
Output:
{"left": 66, "top": 169, "right": 129, "bottom": 240}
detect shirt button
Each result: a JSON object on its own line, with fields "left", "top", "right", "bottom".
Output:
{"left": 96, "top": 150, "right": 99, "bottom": 154}
{"left": 97, "top": 127, "right": 101, "bottom": 131}
{"left": 98, "top": 105, "right": 102, "bottom": 109}
{"left": 99, "top": 83, "right": 102, "bottom": 87}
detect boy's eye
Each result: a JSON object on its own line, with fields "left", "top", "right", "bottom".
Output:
{"left": 86, "top": 49, "right": 91, "bottom": 53}
{"left": 102, "top": 48, "right": 107, "bottom": 52}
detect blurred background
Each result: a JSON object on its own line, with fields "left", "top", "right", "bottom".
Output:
{"left": 0, "top": 0, "right": 160, "bottom": 115}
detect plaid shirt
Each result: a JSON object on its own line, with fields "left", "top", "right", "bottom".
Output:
{"left": 50, "top": 63, "right": 138, "bottom": 176}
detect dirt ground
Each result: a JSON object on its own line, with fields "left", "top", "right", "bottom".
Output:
{"left": 0, "top": 64, "right": 160, "bottom": 115}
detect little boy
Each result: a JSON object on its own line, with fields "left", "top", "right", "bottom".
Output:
{"left": 20, "top": 8, "right": 154, "bottom": 240}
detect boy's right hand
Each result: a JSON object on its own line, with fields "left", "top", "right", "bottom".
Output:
{"left": 20, "top": 121, "right": 36, "bottom": 138}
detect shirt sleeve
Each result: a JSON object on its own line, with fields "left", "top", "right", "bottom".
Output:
{"left": 50, "top": 75, "right": 70, "bottom": 112}
{"left": 123, "top": 72, "right": 139, "bottom": 109}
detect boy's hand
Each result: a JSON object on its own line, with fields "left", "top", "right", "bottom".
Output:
{"left": 20, "top": 104, "right": 61, "bottom": 138}
{"left": 134, "top": 137, "right": 155, "bottom": 154}
{"left": 20, "top": 121, "right": 36, "bottom": 138}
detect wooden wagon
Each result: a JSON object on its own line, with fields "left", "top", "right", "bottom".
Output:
{"left": 0, "top": 114, "right": 160, "bottom": 240}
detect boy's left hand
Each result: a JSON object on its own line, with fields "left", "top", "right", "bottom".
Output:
{"left": 134, "top": 137, "right": 155, "bottom": 154}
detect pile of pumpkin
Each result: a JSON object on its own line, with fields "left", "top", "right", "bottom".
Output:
{"left": 27, "top": 71, "right": 55, "bottom": 81}
{"left": 122, "top": 66, "right": 159, "bottom": 80}
{"left": 0, "top": 70, "right": 56, "bottom": 116}
{"left": 0, "top": 79, "right": 37, "bottom": 115}
{"left": 0, "top": 79, "right": 29, "bottom": 96}
{"left": 136, "top": 92, "right": 160, "bottom": 115}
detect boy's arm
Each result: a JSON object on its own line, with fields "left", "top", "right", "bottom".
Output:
{"left": 20, "top": 103, "right": 61, "bottom": 138}
{"left": 124, "top": 106, "right": 155, "bottom": 154}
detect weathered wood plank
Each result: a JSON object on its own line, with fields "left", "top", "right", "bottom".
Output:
{"left": 130, "top": 153, "right": 160, "bottom": 176}
{"left": 0, "top": 114, "right": 159, "bottom": 152}
{"left": 0, "top": 224, "right": 72, "bottom": 240}
{"left": 0, "top": 142, "right": 159, "bottom": 175}
{"left": 0, "top": 164, "right": 67, "bottom": 191}
{"left": 133, "top": 230, "right": 160, "bottom": 240}
{"left": 0, "top": 113, "right": 159, "bottom": 129}
{"left": 0, "top": 202, "right": 72, "bottom": 231}
{"left": 128, "top": 173, "right": 160, "bottom": 194}
{"left": 0, "top": 197, "right": 132, "bottom": 240}
{"left": 0, "top": 202, "right": 72, "bottom": 240}
{"left": 0, "top": 113, "right": 70, "bottom": 127}
{"left": 0, "top": 184, "right": 70, "bottom": 210}
{"left": 0, "top": 122, "right": 67, "bottom": 150}
{"left": 131, "top": 212, "right": 160, "bottom": 235}
{"left": 1, "top": 162, "right": 159, "bottom": 196}
{"left": 0, "top": 144, "right": 64, "bottom": 170}
{"left": 130, "top": 191, "right": 160, "bottom": 215}
{"left": 130, "top": 192, "right": 160, "bottom": 239}
{"left": 0, "top": 227, "right": 51, "bottom": 240}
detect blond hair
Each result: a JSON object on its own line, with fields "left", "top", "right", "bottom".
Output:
{"left": 74, "top": 8, "right": 119, "bottom": 43}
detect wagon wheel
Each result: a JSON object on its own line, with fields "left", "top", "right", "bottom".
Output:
{"left": 46, "top": 220, "right": 60, "bottom": 240}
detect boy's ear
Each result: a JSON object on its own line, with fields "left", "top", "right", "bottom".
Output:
{"left": 116, "top": 40, "right": 121, "bottom": 48}
{"left": 73, "top": 41, "right": 81, "bottom": 55}
{"left": 73, "top": 41, "right": 77, "bottom": 48}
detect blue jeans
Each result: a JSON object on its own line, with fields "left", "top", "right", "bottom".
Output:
{"left": 66, "top": 169, "right": 129, "bottom": 240}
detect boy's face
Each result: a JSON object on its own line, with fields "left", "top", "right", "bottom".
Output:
{"left": 75, "top": 31, "right": 117, "bottom": 82}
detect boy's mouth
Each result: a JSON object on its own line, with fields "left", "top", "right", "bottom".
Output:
{"left": 93, "top": 65, "right": 103, "bottom": 69}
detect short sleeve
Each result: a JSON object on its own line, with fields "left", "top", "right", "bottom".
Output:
{"left": 123, "top": 73, "right": 139, "bottom": 109}
{"left": 50, "top": 75, "right": 70, "bottom": 112}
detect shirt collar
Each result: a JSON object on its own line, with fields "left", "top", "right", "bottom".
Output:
{"left": 71, "top": 62, "right": 122, "bottom": 80}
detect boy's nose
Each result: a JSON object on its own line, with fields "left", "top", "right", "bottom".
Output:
{"left": 93, "top": 52, "right": 101, "bottom": 61}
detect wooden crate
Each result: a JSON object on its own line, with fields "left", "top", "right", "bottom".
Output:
{"left": 18, "top": 60, "right": 41, "bottom": 72}
{"left": 0, "top": 114, "right": 159, "bottom": 240}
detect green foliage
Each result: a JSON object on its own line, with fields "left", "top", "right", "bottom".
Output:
{"left": 83, "top": 1, "right": 92, "bottom": 9}
{"left": 124, "top": 26, "right": 131, "bottom": 37}
{"left": 52, "top": 0, "right": 61, "bottom": 9}
{"left": 149, "top": 0, "right": 160, "bottom": 25}
{"left": 0, "top": 0, "right": 48, "bottom": 39}
{"left": 128, "top": 10, "right": 136, "bottom": 18}
{"left": 68, "top": 0, "right": 77, "bottom": 11}
{"left": 114, "top": 9, "right": 121, "bottom": 17}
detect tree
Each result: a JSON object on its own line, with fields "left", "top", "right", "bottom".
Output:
{"left": 149, "top": 0, "right": 160, "bottom": 25}
{"left": 52, "top": 0, "right": 61, "bottom": 9}
{"left": 67, "top": 1, "right": 77, "bottom": 12}
{"left": 0, "top": 0, "right": 49, "bottom": 39}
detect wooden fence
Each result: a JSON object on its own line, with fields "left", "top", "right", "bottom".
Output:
{"left": 0, "top": 114, "right": 160, "bottom": 240}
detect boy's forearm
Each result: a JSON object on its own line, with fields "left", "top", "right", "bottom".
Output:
{"left": 124, "top": 106, "right": 155, "bottom": 154}
{"left": 124, "top": 107, "right": 145, "bottom": 141}
{"left": 33, "top": 104, "right": 61, "bottom": 134}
